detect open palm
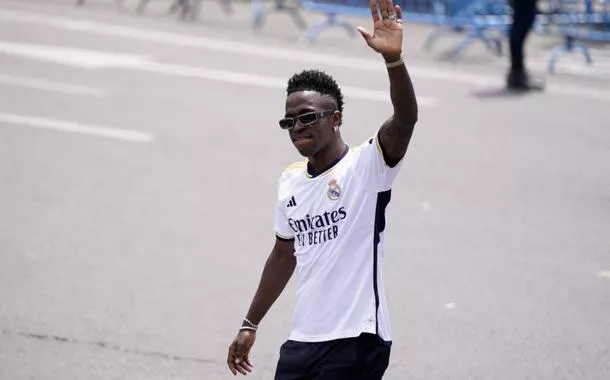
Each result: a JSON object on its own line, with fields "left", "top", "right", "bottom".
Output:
{"left": 357, "top": 0, "right": 404, "bottom": 59}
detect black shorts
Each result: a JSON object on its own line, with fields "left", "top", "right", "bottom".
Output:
{"left": 274, "top": 333, "right": 391, "bottom": 380}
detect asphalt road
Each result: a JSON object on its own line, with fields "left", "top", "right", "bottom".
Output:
{"left": 0, "top": 0, "right": 609, "bottom": 379}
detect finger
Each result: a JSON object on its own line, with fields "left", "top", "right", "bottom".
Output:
{"left": 228, "top": 364, "right": 237, "bottom": 376}
{"left": 356, "top": 26, "right": 373, "bottom": 42}
{"left": 237, "top": 361, "right": 253, "bottom": 374}
{"left": 395, "top": 4, "right": 403, "bottom": 20}
{"left": 369, "top": 0, "right": 380, "bottom": 22}
{"left": 243, "top": 355, "right": 254, "bottom": 368}
{"left": 386, "top": 0, "right": 395, "bottom": 16}
{"left": 228, "top": 360, "right": 237, "bottom": 375}
{"left": 239, "top": 354, "right": 253, "bottom": 369}
{"left": 379, "top": 0, "right": 388, "bottom": 19}
{"left": 227, "top": 349, "right": 237, "bottom": 375}
{"left": 234, "top": 345, "right": 244, "bottom": 364}
{"left": 235, "top": 359, "right": 252, "bottom": 375}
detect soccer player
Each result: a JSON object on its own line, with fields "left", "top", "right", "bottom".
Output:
{"left": 226, "top": 0, "right": 418, "bottom": 378}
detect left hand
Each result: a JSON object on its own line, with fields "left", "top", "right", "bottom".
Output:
{"left": 357, "top": 0, "right": 404, "bottom": 61}
{"left": 227, "top": 330, "right": 256, "bottom": 376}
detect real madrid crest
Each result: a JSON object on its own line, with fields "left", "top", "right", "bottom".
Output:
{"left": 327, "top": 178, "right": 341, "bottom": 201}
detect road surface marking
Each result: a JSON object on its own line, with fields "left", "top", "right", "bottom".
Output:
{"left": 0, "top": 112, "right": 154, "bottom": 142}
{"left": 0, "top": 73, "right": 106, "bottom": 97}
{"left": 1, "top": 9, "right": 610, "bottom": 103}
{"left": 0, "top": 41, "right": 436, "bottom": 105}
{"left": 139, "top": 62, "right": 437, "bottom": 105}
{"left": 0, "top": 9, "right": 498, "bottom": 82}
{"left": 0, "top": 41, "right": 149, "bottom": 69}
{"left": 599, "top": 270, "right": 610, "bottom": 279}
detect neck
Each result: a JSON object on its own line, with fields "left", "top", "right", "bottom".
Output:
{"left": 308, "top": 138, "right": 347, "bottom": 175}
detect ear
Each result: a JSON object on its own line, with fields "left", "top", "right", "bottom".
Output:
{"left": 332, "top": 111, "right": 342, "bottom": 127}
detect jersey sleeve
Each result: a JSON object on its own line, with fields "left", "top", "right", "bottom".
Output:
{"left": 274, "top": 172, "right": 295, "bottom": 241}
{"left": 354, "top": 129, "right": 405, "bottom": 192}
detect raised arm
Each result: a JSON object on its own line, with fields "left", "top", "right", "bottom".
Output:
{"left": 227, "top": 237, "right": 296, "bottom": 376}
{"left": 357, "top": 0, "right": 418, "bottom": 167}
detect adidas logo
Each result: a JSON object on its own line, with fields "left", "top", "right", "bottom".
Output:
{"left": 286, "top": 196, "right": 297, "bottom": 208}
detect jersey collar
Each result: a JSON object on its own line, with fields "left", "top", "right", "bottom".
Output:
{"left": 306, "top": 144, "right": 349, "bottom": 178}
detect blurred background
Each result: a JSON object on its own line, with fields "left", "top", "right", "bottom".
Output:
{"left": 0, "top": 0, "right": 609, "bottom": 379}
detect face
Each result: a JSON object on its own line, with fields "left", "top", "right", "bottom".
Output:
{"left": 282, "top": 91, "right": 341, "bottom": 158}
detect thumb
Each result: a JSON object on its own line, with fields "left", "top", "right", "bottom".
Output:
{"left": 235, "top": 344, "right": 244, "bottom": 364}
{"left": 356, "top": 26, "right": 373, "bottom": 42}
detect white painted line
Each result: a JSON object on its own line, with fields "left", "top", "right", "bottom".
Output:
{"left": 0, "top": 74, "right": 105, "bottom": 97}
{"left": 138, "top": 62, "right": 437, "bottom": 105}
{"left": 473, "top": 81, "right": 610, "bottom": 103}
{"left": 0, "top": 41, "right": 150, "bottom": 69}
{"left": 0, "top": 112, "right": 154, "bottom": 142}
{"left": 445, "top": 303, "right": 456, "bottom": 310}
{"left": 0, "top": 41, "right": 436, "bottom": 105}
{"left": 0, "top": 9, "right": 607, "bottom": 102}
{"left": 599, "top": 270, "right": 610, "bottom": 279}
{"left": 546, "top": 85, "right": 610, "bottom": 103}
{"left": 0, "top": 9, "right": 472, "bottom": 83}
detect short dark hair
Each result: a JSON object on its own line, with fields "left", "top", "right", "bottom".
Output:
{"left": 286, "top": 69, "right": 344, "bottom": 113}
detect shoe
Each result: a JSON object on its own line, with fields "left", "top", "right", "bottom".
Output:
{"left": 506, "top": 70, "right": 545, "bottom": 91}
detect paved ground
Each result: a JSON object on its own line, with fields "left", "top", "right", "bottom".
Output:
{"left": 0, "top": 0, "right": 609, "bottom": 379}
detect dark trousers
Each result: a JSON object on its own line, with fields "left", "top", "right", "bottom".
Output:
{"left": 274, "top": 333, "right": 391, "bottom": 380}
{"left": 509, "top": 0, "right": 538, "bottom": 72}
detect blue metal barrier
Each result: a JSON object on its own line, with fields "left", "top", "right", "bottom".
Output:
{"left": 251, "top": 0, "right": 307, "bottom": 30}
{"left": 423, "top": 0, "right": 511, "bottom": 58}
{"left": 545, "top": 0, "right": 610, "bottom": 73}
{"left": 251, "top": 0, "right": 513, "bottom": 57}
{"left": 298, "top": 0, "right": 447, "bottom": 42}
{"left": 134, "top": 0, "right": 232, "bottom": 18}
{"left": 251, "top": 0, "right": 448, "bottom": 41}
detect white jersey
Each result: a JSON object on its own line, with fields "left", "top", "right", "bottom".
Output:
{"left": 274, "top": 130, "right": 404, "bottom": 343}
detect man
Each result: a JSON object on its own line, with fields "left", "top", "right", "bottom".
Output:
{"left": 507, "top": 0, "right": 544, "bottom": 90}
{"left": 226, "top": 0, "right": 417, "bottom": 378}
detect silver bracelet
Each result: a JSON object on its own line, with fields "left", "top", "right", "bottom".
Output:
{"left": 386, "top": 56, "right": 404, "bottom": 69}
{"left": 239, "top": 326, "right": 257, "bottom": 332}
{"left": 243, "top": 318, "right": 258, "bottom": 329}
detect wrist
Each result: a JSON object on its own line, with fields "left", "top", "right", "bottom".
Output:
{"left": 241, "top": 317, "right": 259, "bottom": 329}
{"left": 383, "top": 53, "right": 402, "bottom": 63}
{"left": 239, "top": 326, "right": 257, "bottom": 333}
{"left": 384, "top": 54, "right": 404, "bottom": 69}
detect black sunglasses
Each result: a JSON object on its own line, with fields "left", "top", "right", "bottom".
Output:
{"left": 279, "top": 110, "right": 337, "bottom": 130}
